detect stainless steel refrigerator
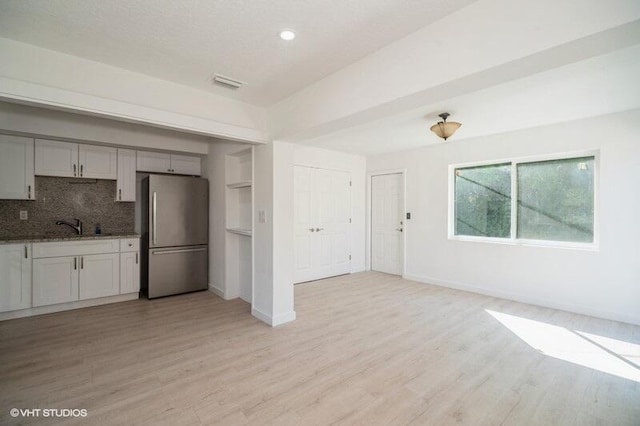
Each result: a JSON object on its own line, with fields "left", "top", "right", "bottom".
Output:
{"left": 141, "top": 175, "right": 209, "bottom": 298}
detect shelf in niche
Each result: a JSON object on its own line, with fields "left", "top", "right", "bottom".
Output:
{"left": 226, "top": 181, "right": 252, "bottom": 189}
{"left": 226, "top": 228, "right": 252, "bottom": 237}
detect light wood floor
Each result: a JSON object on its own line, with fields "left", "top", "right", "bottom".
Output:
{"left": 1, "top": 272, "right": 639, "bottom": 425}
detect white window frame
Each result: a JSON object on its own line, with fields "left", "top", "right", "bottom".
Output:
{"left": 448, "top": 150, "right": 599, "bottom": 250}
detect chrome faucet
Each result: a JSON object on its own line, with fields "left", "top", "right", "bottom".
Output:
{"left": 56, "top": 218, "right": 83, "bottom": 235}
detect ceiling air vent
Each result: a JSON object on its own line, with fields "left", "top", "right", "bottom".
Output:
{"left": 212, "top": 74, "right": 245, "bottom": 90}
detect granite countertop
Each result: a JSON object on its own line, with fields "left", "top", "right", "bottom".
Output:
{"left": 0, "top": 233, "right": 141, "bottom": 245}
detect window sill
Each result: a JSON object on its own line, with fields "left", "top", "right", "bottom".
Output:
{"left": 448, "top": 235, "right": 599, "bottom": 251}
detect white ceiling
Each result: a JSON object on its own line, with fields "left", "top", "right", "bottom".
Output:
{"left": 0, "top": 0, "right": 476, "bottom": 106}
{"left": 301, "top": 44, "right": 640, "bottom": 156}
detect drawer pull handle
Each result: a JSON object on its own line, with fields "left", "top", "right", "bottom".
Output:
{"left": 24, "top": 245, "right": 28, "bottom": 259}
{"left": 74, "top": 257, "right": 77, "bottom": 270}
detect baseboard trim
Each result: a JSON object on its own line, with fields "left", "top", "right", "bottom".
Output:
{"left": 403, "top": 273, "right": 640, "bottom": 326}
{"left": 208, "top": 283, "right": 225, "bottom": 299}
{"left": 272, "top": 310, "right": 296, "bottom": 326}
{"left": 0, "top": 292, "right": 139, "bottom": 321}
{"left": 251, "top": 307, "right": 296, "bottom": 327}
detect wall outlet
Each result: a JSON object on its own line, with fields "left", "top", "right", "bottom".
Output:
{"left": 19, "top": 210, "right": 28, "bottom": 220}
{"left": 258, "top": 210, "right": 267, "bottom": 223}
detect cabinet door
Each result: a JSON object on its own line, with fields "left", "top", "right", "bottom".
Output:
{"left": 0, "top": 135, "right": 34, "bottom": 200}
{"left": 171, "top": 154, "right": 201, "bottom": 176}
{"left": 35, "top": 139, "right": 78, "bottom": 177}
{"left": 116, "top": 149, "right": 136, "bottom": 202}
{"left": 120, "top": 251, "right": 140, "bottom": 294}
{"left": 0, "top": 244, "right": 32, "bottom": 312}
{"left": 33, "top": 256, "right": 79, "bottom": 307}
{"left": 78, "top": 144, "right": 117, "bottom": 179}
{"left": 79, "top": 253, "right": 119, "bottom": 300}
{"left": 136, "top": 151, "right": 171, "bottom": 173}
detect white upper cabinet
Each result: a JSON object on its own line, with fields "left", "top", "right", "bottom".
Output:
{"left": 35, "top": 139, "right": 78, "bottom": 178}
{"left": 0, "top": 243, "right": 32, "bottom": 312}
{"left": 78, "top": 144, "right": 117, "bottom": 179}
{"left": 0, "top": 135, "right": 35, "bottom": 200}
{"left": 35, "top": 139, "right": 116, "bottom": 179}
{"left": 136, "top": 150, "right": 201, "bottom": 176}
{"left": 116, "top": 149, "right": 136, "bottom": 202}
{"left": 171, "top": 154, "right": 201, "bottom": 176}
{"left": 136, "top": 151, "right": 171, "bottom": 173}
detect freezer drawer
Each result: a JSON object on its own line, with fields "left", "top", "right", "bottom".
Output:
{"left": 147, "top": 245, "right": 208, "bottom": 298}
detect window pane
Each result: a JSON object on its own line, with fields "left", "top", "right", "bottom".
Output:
{"left": 455, "top": 163, "right": 511, "bottom": 238}
{"left": 517, "top": 157, "right": 594, "bottom": 243}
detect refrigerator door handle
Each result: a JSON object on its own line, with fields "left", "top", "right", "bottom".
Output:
{"left": 152, "top": 247, "right": 207, "bottom": 255}
{"left": 152, "top": 191, "right": 157, "bottom": 245}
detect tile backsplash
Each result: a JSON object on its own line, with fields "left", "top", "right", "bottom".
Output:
{"left": 0, "top": 177, "right": 135, "bottom": 238}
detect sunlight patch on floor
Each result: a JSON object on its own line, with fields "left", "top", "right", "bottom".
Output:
{"left": 486, "top": 309, "right": 640, "bottom": 382}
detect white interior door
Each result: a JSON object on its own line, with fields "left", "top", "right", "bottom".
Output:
{"left": 294, "top": 166, "right": 351, "bottom": 283}
{"left": 371, "top": 173, "right": 404, "bottom": 275}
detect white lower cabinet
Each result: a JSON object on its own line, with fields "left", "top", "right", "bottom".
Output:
{"left": 120, "top": 251, "right": 140, "bottom": 294}
{"left": 33, "top": 256, "right": 79, "bottom": 307}
{"left": 79, "top": 253, "right": 120, "bottom": 300}
{"left": 0, "top": 244, "right": 32, "bottom": 312}
{"left": 26, "top": 238, "right": 140, "bottom": 312}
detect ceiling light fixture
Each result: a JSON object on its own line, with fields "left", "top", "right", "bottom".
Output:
{"left": 279, "top": 29, "right": 296, "bottom": 41}
{"left": 430, "top": 112, "right": 461, "bottom": 141}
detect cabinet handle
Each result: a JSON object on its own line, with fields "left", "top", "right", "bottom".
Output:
{"left": 74, "top": 257, "right": 77, "bottom": 270}
{"left": 315, "top": 228, "right": 325, "bottom": 232}
{"left": 119, "top": 189, "right": 122, "bottom": 200}
{"left": 81, "top": 256, "right": 84, "bottom": 269}
{"left": 24, "top": 245, "right": 28, "bottom": 259}
{"left": 28, "top": 185, "right": 32, "bottom": 199}
{"left": 73, "top": 164, "right": 77, "bottom": 176}
{"left": 135, "top": 253, "right": 139, "bottom": 264}
{"left": 80, "top": 164, "right": 83, "bottom": 176}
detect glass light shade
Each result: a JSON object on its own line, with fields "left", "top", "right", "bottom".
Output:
{"left": 430, "top": 121, "right": 461, "bottom": 140}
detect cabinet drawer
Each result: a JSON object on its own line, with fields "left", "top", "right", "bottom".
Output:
{"left": 33, "top": 239, "right": 120, "bottom": 258}
{"left": 120, "top": 238, "right": 140, "bottom": 252}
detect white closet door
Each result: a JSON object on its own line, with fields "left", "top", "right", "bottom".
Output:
{"left": 371, "top": 173, "right": 404, "bottom": 275}
{"left": 294, "top": 166, "right": 351, "bottom": 283}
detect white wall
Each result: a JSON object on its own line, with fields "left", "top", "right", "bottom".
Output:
{"left": 253, "top": 141, "right": 296, "bottom": 326}
{"left": 367, "top": 110, "right": 640, "bottom": 325}
{"left": 293, "top": 146, "right": 367, "bottom": 272}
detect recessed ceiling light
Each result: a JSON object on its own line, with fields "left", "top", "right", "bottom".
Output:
{"left": 279, "top": 30, "right": 296, "bottom": 41}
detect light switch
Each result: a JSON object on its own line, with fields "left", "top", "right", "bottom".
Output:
{"left": 258, "top": 210, "right": 267, "bottom": 223}
{"left": 19, "top": 210, "right": 28, "bottom": 220}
